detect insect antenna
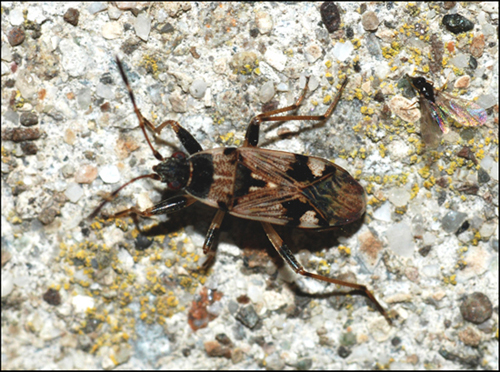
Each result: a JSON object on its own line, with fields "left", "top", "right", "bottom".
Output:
{"left": 88, "top": 173, "right": 160, "bottom": 220}
{"left": 115, "top": 56, "right": 164, "bottom": 162}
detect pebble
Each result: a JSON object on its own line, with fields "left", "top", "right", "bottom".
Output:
{"left": 476, "top": 93, "right": 497, "bottom": 109}
{"left": 108, "top": 6, "right": 122, "bottom": 20}
{"left": 64, "top": 182, "right": 84, "bottom": 203}
{"left": 373, "top": 201, "right": 392, "bottom": 222}
{"left": 362, "top": 11, "right": 380, "bottom": 31}
{"left": 470, "top": 34, "right": 485, "bottom": 58}
{"left": 458, "top": 327, "right": 481, "bottom": 347}
{"left": 388, "top": 187, "right": 411, "bottom": 207}
{"left": 7, "top": 27, "right": 25, "bottom": 46}
{"left": 99, "top": 164, "right": 121, "bottom": 184}
{"left": 75, "top": 164, "right": 98, "bottom": 184}
{"left": 9, "top": 8, "right": 24, "bottom": 25}
{"left": 59, "top": 39, "right": 89, "bottom": 77}
{"left": 77, "top": 88, "right": 91, "bottom": 110}
{"left": 102, "top": 21, "right": 122, "bottom": 40}
{"left": 305, "top": 44, "right": 322, "bottom": 63}
{"left": 255, "top": 11, "right": 273, "bottom": 34}
{"left": 477, "top": 167, "right": 490, "bottom": 184}
{"left": 441, "top": 210, "right": 467, "bottom": 233}
{"left": 96, "top": 83, "right": 114, "bottom": 100}
{"left": 332, "top": 41, "right": 354, "bottom": 62}
{"left": 20, "top": 112, "right": 39, "bottom": 127}
{"left": 389, "top": 96, "right": 420, "bottom": 122}
{"left": 87, "top": 2, "right": 108, "bottom": 15}
{"left": 134, "top": 13, "right": 151, "bottom": 42}
{"left": 320, "top": 2, "right": 341, "bottom": 33}
{"left": 2, "top": 44, "right": 13, "bottom": 62}
{"left": 448, "top": 53, "right": 469, "bottom": 69}
{"left": 460, "top": 292, "right": 492, "bottom": 324}
{"left": 259, "top": 81, "right": 275, "bottom": 103}
{"left": 454, "top": 75, "right": 470, "bottom": 89}
{"left": 264, "top": 48, "right": 287, "bottom": 72}
{"left": 71, "top": 294, "right": 95, "bottom": 313}
{"left": 442, "top": 14, "right": 474, "bottom": 34}
{"left": 189, "top": 78, "right": 207, "bottom": 99}
{"left": 63, "top": 8, "right": 80, "bottom": 27}
{"left": 385, "top": 221, "right": 415, "bottom": 258}
{"left": 235, "top": 305, "right": 259, "bottom": 329}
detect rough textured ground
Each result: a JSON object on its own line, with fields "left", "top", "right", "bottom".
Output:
{"left": 2, "top": 2, "right": 498, "bottom": 370}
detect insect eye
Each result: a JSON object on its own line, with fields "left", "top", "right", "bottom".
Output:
{"left": 172, "top": 151, "right": 186, "bottom": 160}
{"left": 168, "top": 180, "right": 182, "bottom": 190}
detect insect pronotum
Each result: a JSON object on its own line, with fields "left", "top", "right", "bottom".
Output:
{"left": 90, "top": 57, "right": 391, "bottom": 324}
{"left": 406, "top": 74, "right": 487, "bottom": 148}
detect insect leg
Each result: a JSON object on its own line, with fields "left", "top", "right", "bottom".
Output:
{"left": 200, "top": 209, "right": 226, "bottom": 270}
{"left": 243, "top": 77, "right": 348, "bottom": 147}
{"left": 108, "top": 194, "right": 197, "bottom": 220}
{"left": 151, "top": 120, "right": 203, "bottom": 155}
{"left": 261, "top": 222, "right": 391, "bottom": 324}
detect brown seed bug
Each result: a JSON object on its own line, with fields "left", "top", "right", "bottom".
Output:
{"left": 90, "top": 57, "right": 392, "bottom": 324}
{"left": 405, "top": 74, "right": 487, "bottom": 148}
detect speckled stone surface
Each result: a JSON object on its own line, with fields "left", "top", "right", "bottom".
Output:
{"left": 1, "top": 2, "right": 498, "bottom": 370}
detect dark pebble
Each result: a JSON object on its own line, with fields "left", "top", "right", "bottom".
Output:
{"left": 419, "top": 245, "right": 432, "bottom": 257}
{"left": 135, "top": 234, "right": 153, "bottom": 250}
{"left": 235, "top": 305, "right": 259, "bottom": 329}
{"left": 8, "top": 27, "right": 25, "bottom": 46}
{"left": 20, "top": 112, "right": 39, "bottom": 127}
{"left": 391, "top": 336, "right": 401, "bottom": 347}
{"left": 469, "top": 56, "right": 478, "bottom": 69}
{"left": 442, "top": 14, "right": 474, "bottom": 34}
{"left": 455, "top": 220, "right": 469, "bottom": 235}
{"left": 460, "top": 292, "right": 493, "bottom": 324}
{"left": 345, "top": 26, "right": 354, "bottom": 39}
{"left": 63, "top": 8, "right": 80, "bottom": 27}
{"left": 215, "top": 333, "right": 233, "bottom": 346}
{"left": 100, "top": 72, "right": 113, "bottom": 85}
{"left": 477, "top": 167, "right": 490, "bottom": 184}
{"left": 337, "top": 345, "right": 351, "bottom": 358}
{"left": 249, "top": 27, "right": 259, "bottom": 38}
{"left": 21, "top": 142, "right": 38, "bottom": 155}
{"left": 2, "top": 127, "right": 41, "bottom": 142}
{"left": 158, "top": 22, "right": 174, "bottom": 34}
{"left": 43, "top": 288, "right": 62, "bottom": 306}
{"left": 320, "top": 2, "right": 341, "bottom": 33}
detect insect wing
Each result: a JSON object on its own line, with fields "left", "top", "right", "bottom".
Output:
{"left": 230, "top": 148, "right": 366, "bottom": 228}
{"left": 419, "top": 97, "right": 444, "bottom": 147}
{"left": 435, "top": 91, "right": 487, "bottom": 128}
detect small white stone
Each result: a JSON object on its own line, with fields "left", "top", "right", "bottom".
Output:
{"left": 388, "top": 187, "right": 411, "bottom": 207}
{"left": 65, "top": 182, "right": 83, "bottom": 203}
{"left": 385, "top": 221, "right": 415, "bottom": 258}
{"left": 189, "top": 78, "right": 207, "bottom": 99}
{"left": 102, "top": 21, "right": 122, "bottom": 39}
{"left": 108, "top": 6, "right": 122, "bottom": 20}
{"left": 72, "top": 295, "right": 95, "bottom": 313}
{"left": 264, "top": 48, "right": 287, "bottom": 72}
{"left": 373, "top": 201, "right": 392, "bottom": 222}
{"left": 9, "top": 8, "right": 24, "bottom": 26}
{"left": 305, "top": 44, "right": 322, "bottom": 63}
{"left": 99, "top": 164, "right": 121, "bottom": 184}
{"left": 134, "top": 13, "right": 151, "bottom": 42}
{"left": 332, "top": 41, "right": 354, "bottom": 62}
{"left": 255, "top": 11, "right": 273, "bottom": 34}
{"left": 259, "top": 81, "right": 275, "bottom": 103}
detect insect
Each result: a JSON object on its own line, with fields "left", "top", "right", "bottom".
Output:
{"left": 90, "top": 57, "right": 391, "bottom": 324}
{"left": 406, "top": 74, "right": 487, "bottom": 147}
